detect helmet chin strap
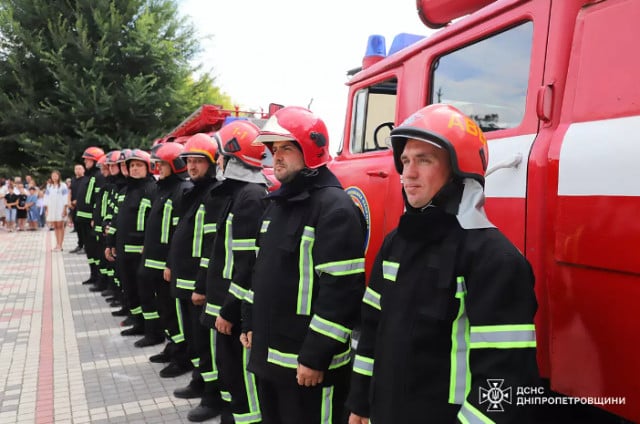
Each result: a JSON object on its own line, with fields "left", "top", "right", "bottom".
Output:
{"left": 300, "top": 167, "right": 319, "bottom": 177}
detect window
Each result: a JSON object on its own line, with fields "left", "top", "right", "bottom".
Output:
{"left": 431, "top": 22, "right": 533, "bottom": 132}
{"left": 350, "top": 78, "right": 397, "bottom": 153}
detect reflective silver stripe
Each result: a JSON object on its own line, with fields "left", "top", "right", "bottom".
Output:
{"left": 176, "top": 278, "right": 195, "bottom": 291}
{"left": 457, "top": 401, "right": 495, "bottom": 424}
{"left": 200, "top": 257, "right": 210, "bottom": 268}
{"left": 205, "top": 302, "right": 221, "bottom": 317}
{"left": 137, "top": 198, "right": 151, "bottom": 231}
{"left": 201, "top": 329, "right": 218, "bottom": 382}
{"left": 85, "top": 177, "right": 95, "bottom": 204}
{"left": 362, "top": 286, "right": 381, "bottom": 310}
{"left": 117, "top": 194, "right": 125, "bottom": 202}
{"left": 221, "top": 391, "right": 232, "bottom": 402}
{"left": 172, "top": 299, "right": 185, "bottom": 343}
{"left": 100, "top": 192, "right": 109, "bottom": 217}
{"left": 382, "top": 260, "right": 399, "bottom": 282}
{"left": 203, "top": 223, "right": 217, "bottom": 234}
{"left": 77, "top": 211, "right": 92, "bottom": 219}
{"left": 94, "top": 225, "right": 103, "bottom": 233}
{"left": 260, "top": 220, "right": 270, "bottom": 233}
{"left": 449, "top": 276, "right": 470, "bottom": 405}
{"left": 144, "top": 259, "right": 166, "bottom": 270}
{"left": 232, "top": 238, "right": 258, "bottom": 251}
{"left": 315, "top": 258, "right": 365, "bottom": 276}
{"left": 328, "top": 347, "right": 351, "bottom": 369}
{"left": 470, "top": 325, "right": 536, "bottom": 349}
{"left": 124, "top": 244, "right": 143, "bottom": 254}
{"left": 172, "top": 216, "right": 179, "bottom": 226}
{"left": 353, "top": 354, "right": 374, "bottom": 376}
{"left": 267, "top": 348, "right": 298, "bottom": 368}
{"left": 229, "top": 282, "right": 246, "bottom": 300}
{"left": 240, "top": 347, "right": 261, "bottom": 422}
{"left": 244, "top": 290, "right": 254, "bottom": 304}
{"left": 107, "top": 226, "right": 116, "bottom": 235}
{"left": 143, "top": 311, "right": 160, "bottom": 320}
{"left": 296, "top": 226, "right": 315, "bottom": 316}
{"left": 160, "top": 200, "right": 173, "bottom": 244}
{"left": 309, "top": 315, "right": 351, "bottom": 343}
{"left": 222, "top": 214, "right": 234, "bottom": 279}
{"left": 321, "top": 386, "right": 334, "bottom": 424}
{"left": 192, "top": 205, "right": 205, "bottom": 257}
{"left": 267, "top": 347, "right": 351, "bottom": 370}
{"left": 191, "top": 357, "right": 200, "bottom": 367}
{"left": 130, "top": 306, "right": 142, "bottom": 315}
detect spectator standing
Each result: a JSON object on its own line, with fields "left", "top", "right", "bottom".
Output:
{"left": 4, "top": 180, "right": 18, "bottom": 232}
{"left": 26, "top": 187, "right": 38, "bottom": 231}
{"left": 69, "top": 164, "right": 86, "bottom": 252}
{"left": 15, "top": 183, "right": 28, "bottom": 231}
{"left": 45, "top": 170, "right": 70, "bottom": 251}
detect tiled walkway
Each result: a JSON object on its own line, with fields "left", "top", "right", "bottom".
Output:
{"left": 0, "top": 228, "right": 213, "bottom": 423}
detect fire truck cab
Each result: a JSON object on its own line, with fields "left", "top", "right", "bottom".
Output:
{"left": 329, "top": 0, "right": 640, "bottom": 421}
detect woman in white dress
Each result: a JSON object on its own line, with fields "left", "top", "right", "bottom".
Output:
{"left": 45, "top": 170, "right": 69, "bottom": 251}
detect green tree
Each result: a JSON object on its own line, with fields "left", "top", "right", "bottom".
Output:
{"left": 0, "top": 0, "right": 231, "bottom": 178}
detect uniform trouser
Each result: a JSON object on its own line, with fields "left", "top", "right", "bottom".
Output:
{"left": 72, "top": 210, "right": 84, "bottom": 248}
{"left": 96, "top": 234, "right": 111, "bottom": 289}
{"left": 169, "top": 297, "right": 206, "bottom": 368}
{"left": 119, "top": 253, "right": 143, "bottom": 318}
{"left": 256, "top": 368, "right": 350, "bottom": 424}
{"left": 195, "top": 328, "right": 225, "bottom": 409}
{"left": 76, "top": 218, "right": 93, "bottom": 275}
{"left": 137, "top": 265, "right": 164, "bottom": 336}
{"left": 214, "top": 326, "right": 261, "bottom": 423}
{"left": 81, "top": 220, "right": 100, "bottom": 280}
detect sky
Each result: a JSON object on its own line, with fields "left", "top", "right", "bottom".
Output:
{"left": 176, "top": 0, "right": 431, "bottom": 151}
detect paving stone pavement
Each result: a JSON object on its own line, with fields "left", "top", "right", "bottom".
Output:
{"left": 0, "top": 228, "right": 219, "bottom": 423}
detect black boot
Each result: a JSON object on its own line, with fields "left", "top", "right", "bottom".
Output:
{"left": 159, "top": 361, "right": 193, "bottom": 378}
{"left": 174, "top": 380, "right": 204, "bottom": 399}
{"left": 121, "top": 315, "right": 144, "bottom": 336}
{"left": 187, "top": 404, "right": 222, "bottom": 422}
{"left": 111, "top": 307, "right": 128, "bottom": 317}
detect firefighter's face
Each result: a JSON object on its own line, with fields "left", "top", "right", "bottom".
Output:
{"left": 271, "top": 140, "right": 305, "bottom": 184}
{"left": 109, "top": 164, "right": 120, "bottom": 176}
{"left": 157, "top": 161, "right": 173, "bottom": 179}
{"left": 187, "top": 156, "right": 210, "bottom": 180}
{"left": 120, "top": 162, "right": 129, "bottom": 177}
{"left": 84, "top": 158, "right": 95, "bottom": 169}
{"left": 400, "top": 139, "right": 452, "bottom": 209}
{"left": 128, "top": 160, "right": 148, "bottom": 179}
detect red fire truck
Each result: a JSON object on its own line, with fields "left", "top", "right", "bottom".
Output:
{"left": 328, "top": 0, "right": 640, "bottom": 421}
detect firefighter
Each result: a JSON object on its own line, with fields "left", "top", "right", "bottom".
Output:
{"left": 241, "top": 106, "right": 366, "bottom": 424}
{"left": 137, "top": 142, "right": 192, "bottom": 350}
{"left": 162, "top": 134, "right": 224, "bottom": 413}
{"left": 88, "top": 155, "right": 112, "bottom": 294}
{"left": 187, "top": 120, "right": 269, "bottom": 423}
{"left": 346, "top": 104, "right": 539, "bottom": 424}
{"left": 74, "top": 146, "right": 105, "bottom": 287}
{"left": 110, "top": 149, "right": 157, "bottom": 336}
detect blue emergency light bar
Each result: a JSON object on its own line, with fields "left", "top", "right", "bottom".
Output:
{"left": 365, "top": 34, "right": 386, "bottom": 58}
{"left": 388, "top": 33, "right": 425, "bottom": 56}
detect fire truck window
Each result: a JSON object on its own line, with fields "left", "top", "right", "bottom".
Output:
{"left": 431, "top": 21, "right": 533, "bottom": 132}
{"left": 350, "top": 78, "right": 397, "bottom": 153}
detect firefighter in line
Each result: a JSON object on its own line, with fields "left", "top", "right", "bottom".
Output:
{"left": 105, "top": 149, "right": 132, "bottom": 316}
{"left": 187, "top": 120, "right": 268, "bottom": 423}
{"left": 136, "top": 142, "right": 192, "bottom": 350}
{"left": 107, "top": 149, "right": 157, "bottom": 336}
{"left": 162, "top": 133, "right": 225, "bottom": 413}
{"left": 241, "top": 106, "right": 366, "bottom": 424}
{"left": 74, "top": 146, "right": 106, "bottom": 287}
{"left": 346, "top": 104, "right": 539, "bottom": 424}
{"left": 100, "top": 150, "right": 127, "bottom": 310}
{"left": 88, "top": 154, "right": 113, "bottom": 294}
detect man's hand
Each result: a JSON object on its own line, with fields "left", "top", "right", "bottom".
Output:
{"left": 296, "top": 364, "right": 324, "bottom": 387}
{"left": 191, "top": 292, "right": 206, "bottom": 306}
{"left": 348, "top": 413, "right": 369, "bottom": 424}
{"left": 240, "top": 331, "right": 252, "bottom": 349}
{"left": 104, "top": 247, "right": 116, "bottom": 262}
{"left": 163, "top": 268, "right": 171, "bottom": 282}
{"left": 215, "top": 316, "right": 233, "bottom": 335}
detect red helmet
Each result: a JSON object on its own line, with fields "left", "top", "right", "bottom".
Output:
{"left": 97, "top": 155, "right": 107, "bottom": 168}
{"left": 151, "top": 142, "right": 187, "bottom": 174}
{"left": 181, "top": 133, "right": 218, "bottom": 164}
{"left": 215, "top": 120, "right": 264, "bottom": 168}
{"left": 119, "top": 148, "right": 132, "bottom": 163}
{"left": 104, "top": 150, "right": 121, "bottom": 165}
{"left": 253, "top": 106, "right": 331, "bottom": 169}
{"left": 389, "top": 104, "right": 489, "bottom": 185}
{"left": 125, "top": 149, "right": 152, "bottom": 172}
{"left": 82, "top": 146, "right": 105, "bottom": 162}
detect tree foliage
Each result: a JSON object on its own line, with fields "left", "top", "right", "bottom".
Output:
{"left": 0, "top": 0, "right": 232, "bottom": 178}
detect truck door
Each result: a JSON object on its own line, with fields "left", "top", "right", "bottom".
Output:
{"left": 329, "top": 73, "right": 403, "bottom": 277}
{"left": 427, "top": 2, "right": 551, "bottom": 252}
